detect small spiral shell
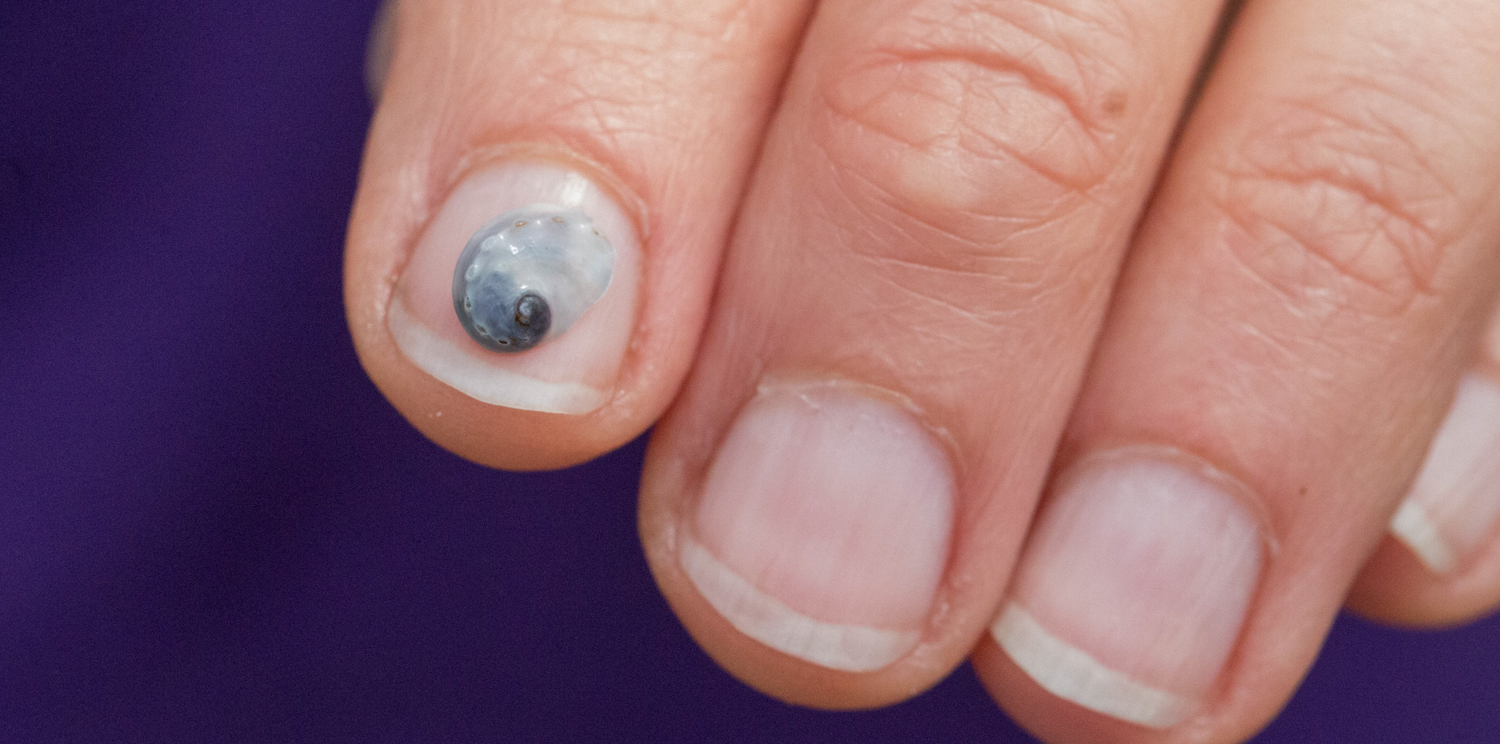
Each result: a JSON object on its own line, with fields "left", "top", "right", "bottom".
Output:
{"left": 452, "top": 205, "right": 615, "bottom": 353}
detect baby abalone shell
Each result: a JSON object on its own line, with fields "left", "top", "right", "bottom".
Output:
{"left": 452, "top": 205, "right": 614, "bottom": 353}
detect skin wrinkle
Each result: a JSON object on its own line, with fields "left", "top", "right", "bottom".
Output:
{"left": 1216, "top": 223, "right": 1426, "bottom": 388}
{"left": 875, "top": 50, "right": 1115, "bottom": 185}
{"left": 878, "top": 272, "right": 1026, "bottom": 332}
{"left": 1338, "top": 10, "right": 1500, "bottom": 152}
{"left": 832, "top": 196, "right": 1091, "bottom": 326}
{"left": 860, "top": 252, "right": 1051, "bottom": 286}
{"left": 789, "top": 256, "right": 1039, "bottom": 385}
{"left": 837, "top": 149, "right": 1094, "bottom": 246}
{"left": 815, "top": 2, "right": 1147, "bottom": 251}
{"left": 559, "top": 0, "right": 761, "bottom": 44}
{"left": 451, "top": 1, "right": 778, "bottom": 153}
{"left": 1203, "top": 15, "right": 1500, "bottom": 325}
{"left": 800, "top": 133, "right": 1097, "bottom": 301}
{"left": 1202, "top": 262, "right": 1451, "bottom": 470}
{"left": 810, "top": 103, "right": 1112, "bottom": 281}
{"left": 838, "top": 267, "right": 1094, "bottom": 381}
{"left": 1208, "top": 131, "right": 1451, "bottom": 322}
{"left": 805, "top": 167, "right": 1110, "bottom": 343}
{"left": 1299, "top": 82, "right": 1465, "bottom": 197}
{"left": 1246, "top": 93, "right": 1460, "bottom": 276}
{"left": 839, "top": 258, "right": 1003, "bottom": 337}
{"left": 792, "top": 15, "right": 1185, "bottom": 395}
{"left": 900, "top": 0, "right": 1138, "bottom": 138}
{"left": 837, "top": 169, "right": 1071, "bottom": 281}
{"left": 1216, "top": 194, "right": 1431, "bottom": 315}
{"left": 774, "top": 165, "right": 1080, "bottom": 337}
{"left": 823, "top": 55, "right": 1110, "bottom": 198}
{"left": 435, "top": 47, "right": 616, "bottom": 160}
{"left": 1213, "top": 214, "right": 1366, "bottom": 337}
{"left": 1229, "top": 318, "right": 1312, "bottom": 375}
{"left": 431, "top": 4, "right": 781, "bottom": 211}
{"left": 1172, "top": 244, "right": 1388, "bottom": 431}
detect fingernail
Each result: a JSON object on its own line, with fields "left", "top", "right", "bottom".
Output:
{"left": 388, "top": 161, "right": 640, "bottom": 414}
{"left": 678, "top": 383, "right": 955, "bottom": 672}
{"left": 1390, "top": 373, "right": 1500, "bottom": 574}
{"left": 991, "top": 448, "right": 1264, "bottom": 728}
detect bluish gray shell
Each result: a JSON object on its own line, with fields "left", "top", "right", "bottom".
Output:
{"left": 452, "top": 204, "right": 615, "bottom": 353}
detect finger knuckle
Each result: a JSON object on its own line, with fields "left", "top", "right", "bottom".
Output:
{"left": 813, "top": 0, "right": 1140, "bottom": 258}
{"left": 1208, "top": 86, "right": 1467, "bottom": 319}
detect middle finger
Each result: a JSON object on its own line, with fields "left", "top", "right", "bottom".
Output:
{"left": 639, "top": 0, "right": 1225, "bottom": 707}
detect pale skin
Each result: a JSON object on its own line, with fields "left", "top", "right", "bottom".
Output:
{"left": 345, "top": 1, "right": 1500, "bottom": 741}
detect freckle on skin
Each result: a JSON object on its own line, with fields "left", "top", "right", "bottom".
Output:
{"left": 1101, "top": 90, "right": 1128, "bottom": 119}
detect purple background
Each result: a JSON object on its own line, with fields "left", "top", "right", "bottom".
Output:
{"left": 1, "top": 0, "right": 1495, "bottom": 741}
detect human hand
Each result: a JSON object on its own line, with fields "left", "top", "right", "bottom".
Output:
{"left": 344, "top": 1, "right": 1500, "bottom": 741}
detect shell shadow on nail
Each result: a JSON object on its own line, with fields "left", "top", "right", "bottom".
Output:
{"left": 452, "top": 204, "right": 615, "bottom": 353}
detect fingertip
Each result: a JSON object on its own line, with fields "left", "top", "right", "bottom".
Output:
{"left": 348, "top": 150, "right": 651, "bottom": 471}
{"left": 636, "top": 382, "right": 963, "bottom": 709}
{"left": 1348, "top": 536, "right": 1500, "bottom": 629}
{"left": 343, "top": 0, "right": 810, "bottom": 470}
{"left": 1350, "top": 371, "right": 1500, "bottom": 628}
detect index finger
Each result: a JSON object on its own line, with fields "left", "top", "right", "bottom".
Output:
{"left": 345, "top": 0, "right": 810, "bottom": 469}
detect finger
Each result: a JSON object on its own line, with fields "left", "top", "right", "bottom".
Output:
{"left": 344, "top": 0, "right": 810, "bottom": 470}
{"left": 1350, "top": 302, "right": 1500, "bottom": 627}
{"left": 972, "top": 0, "right": 1500, "bottom": 740}
{"left": 637, "top": 0, "right": 1223, "bottom": 707}
{"left": 364, "top": 0, "right": 396, "bottom": 103}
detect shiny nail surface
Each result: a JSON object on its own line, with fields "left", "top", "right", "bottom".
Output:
{"left": 680, "top": 383, "right": 955, "bottom": 672}
{"left": 388, "top": 162, "right": 639, "bottom": 414}
{"left": 992, "top": 448, "right": 1264, "bottom": 728}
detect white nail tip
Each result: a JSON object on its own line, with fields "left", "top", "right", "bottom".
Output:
{"left": 679, "top": 536, "right": 919, "bottom": 673}
{"left": 1390, "top": 499, "right": 1458, "bottom": 574}
{"left": 991, "top": 603, "right": 1194, "bottom": 729}
{"left": 388, "top": 296, "right": 608, "bottom": 414}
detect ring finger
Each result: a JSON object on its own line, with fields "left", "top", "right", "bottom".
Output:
{"left": 973, "top": 0, "right": 1500, "bottom": 740}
